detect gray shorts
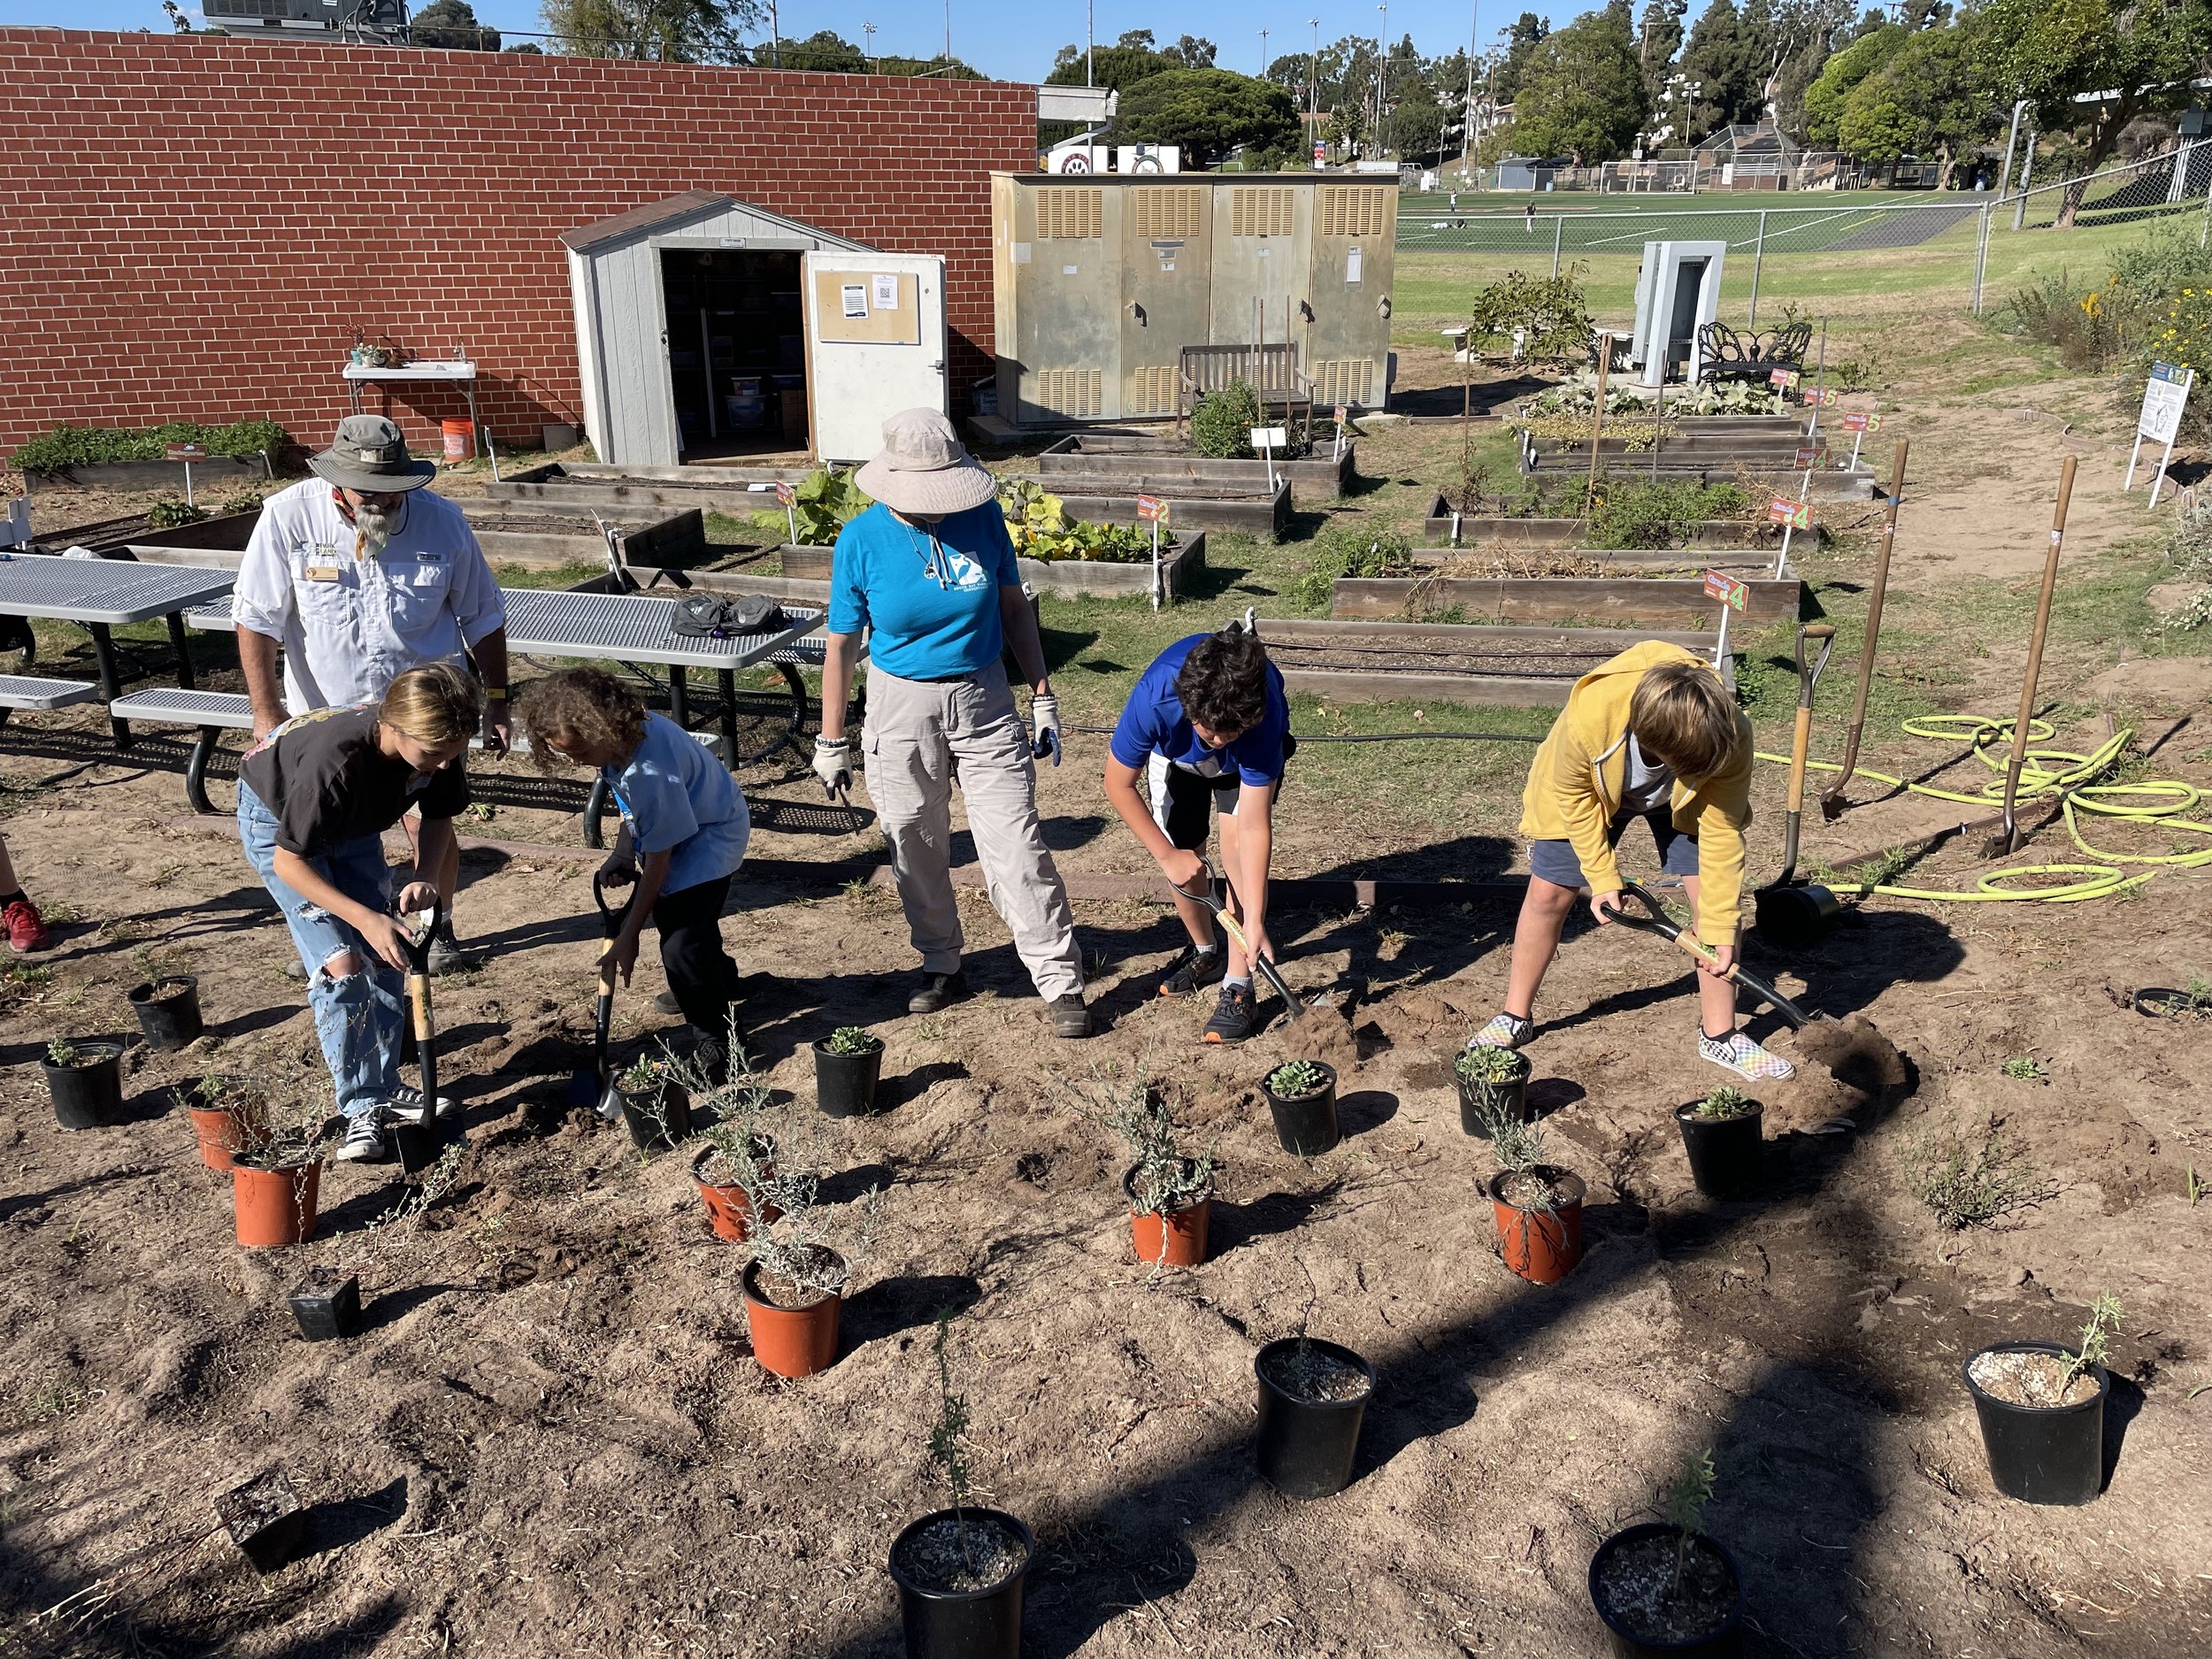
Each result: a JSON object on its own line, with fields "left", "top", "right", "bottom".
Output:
{"left": 1528, "top": 809, "right": 1698, "bottom": 890}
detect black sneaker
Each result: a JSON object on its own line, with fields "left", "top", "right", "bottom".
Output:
{"left": 1202, "top": 981, "right": 1255, "bottom": 1044}
{"left": 653, "top": 991, "right": 683, "bottom": 1017}
{"left": 1159, "top": 944, "right": 1226, "bottom": 998}
{"left": 1048, "top": 994, "right": 1093, "bottom": 1038}
{"left": 426, "top": 934, "right": 480, "bottom": 977}
{"left": 908, "top": 970, "right": 970, "bottom": 1015}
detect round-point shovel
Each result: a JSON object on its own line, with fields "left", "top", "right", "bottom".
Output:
{"left": 1983, "top": 456, "right": 2077, "bottom": 859}
{"left": 1612, "top": 882, "right": 1814, "bottom": 1030}
{"left": 1170, "top": 862, "right": 1312, "bottom": 1025}
{"left": 391, "top": 902, "right": 450, "bottom": 1177}
{"left": 1755, "top": 622, "right": 1842, "bottom": 948}
{"left": 566, "top": 873, "right": 634, "bottom": 1120}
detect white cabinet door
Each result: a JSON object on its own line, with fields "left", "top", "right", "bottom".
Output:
{"left": 802, "top": 252, "right": 949, "bottom": 464}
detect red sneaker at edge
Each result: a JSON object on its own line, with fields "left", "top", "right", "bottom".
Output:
{"left": 4, "top": 898, "right": 51, "bottom": 952}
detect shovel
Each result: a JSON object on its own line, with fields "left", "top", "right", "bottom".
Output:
{"left": 1169, "top": 862, "right": 1311, "bottom": 1025}
{"left": 391, "top": 902, "right": 449, "bottom": 1176}
{"left": 1983, "top": 456, "right": 2077, "bottom": 859}
{"left": 1820, "top": 440, "right": 1909, "bottom": 820}
{"left": 1610, "top": 882, "right": 1813, "bottom": 1030}
{"left": 1755, "top": 622, "right": 1841, "bottom": 947}
{"left": 565, "top": 872, "right": 633, "bottom": 1120}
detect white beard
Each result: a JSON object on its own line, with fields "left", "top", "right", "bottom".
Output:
{"left": 355, "top": 505, "right": 396, "bottom": 557}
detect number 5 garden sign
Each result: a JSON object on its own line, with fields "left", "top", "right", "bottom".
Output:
{"left": 2126, "top": 361, "right": 2195, "bottom": 509}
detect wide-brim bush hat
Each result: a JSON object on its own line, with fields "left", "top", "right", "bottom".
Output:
{"left": 854, "top": 408, "right": 996, "bottom": 516}
{"left": 307, "top": 414, "right": 438, "bottom": 493}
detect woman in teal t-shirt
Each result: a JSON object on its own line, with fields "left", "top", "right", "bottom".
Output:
{"left": 811, "top": 409, "right": 1089, "bottom": 1040}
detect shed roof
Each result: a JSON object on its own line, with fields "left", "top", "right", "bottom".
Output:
{"left": 561, "top": 193, "right": 870, "bottom": 257}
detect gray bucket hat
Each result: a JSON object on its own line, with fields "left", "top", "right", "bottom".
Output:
{"left": 308, "top": 414, "right": 438, "bottom": 493}
{"left": 854, "top": 408, "right": 997, "bottom": 517}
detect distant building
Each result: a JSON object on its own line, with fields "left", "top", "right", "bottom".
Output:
{"left": 1494, "top": 155, "right": 1565, "bottom": 191}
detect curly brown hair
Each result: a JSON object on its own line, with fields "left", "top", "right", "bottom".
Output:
{"left": 516, "top": 667, "right": 648, "bottom": 772}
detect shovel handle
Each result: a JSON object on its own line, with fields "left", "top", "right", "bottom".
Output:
{"left": 1999, "top": 456, "right": 2076, "bottom": 844}
{"left": 1170, "top": 863, "right": 1303, "bottom": 1019}
{"left": 1615, "top": 884, "right": 1809, "bottom": 1028}
{"left": 1821, "top": 442, "right": 1907, "bottom": 812}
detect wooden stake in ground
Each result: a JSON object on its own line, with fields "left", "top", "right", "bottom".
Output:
{"left": 1584, "top": 332, "right": 1614, "bottom": 520}
{"left": 1819, "top": 439, "right": 1909, "bottom": 820}
{"left": 1986, "top": 455, "right": 2077, "bottom": 857}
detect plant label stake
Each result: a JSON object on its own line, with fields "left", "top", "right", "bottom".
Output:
{"left": 1822, "top": 440, "right": 1909, "bottom": 820}
{"left": 1703, "top": 568, "right": 1747, "bottom": 670}
{"left": 2125, "top": 362, "right": 2193, "bottom": 508}
{"left": 1170, "top": 862, "right": 1310, "bottom": 1023}
{"left": 1250, "top": 426, "right": 1286, "bottom": 495}
{"left": 567, "top": 873, "right": 634, "bottom": 1118}
{"left": 774, "top": 479, "right": 798, "bottom": 546}
{"left": 1806, "top": 315, "right": 1827, "bottom": 441}
{"left": 1841, "top": 410, "right": 1881, "bottom": 473}
{"left": 165, "top": 442, "right": 207, "bottom": 505}
{"left": 1585, "top": 331, "right": 1615, "bottom": 519}
{"left": 1986, "top": 456, "right": 2076, "bottom": 858}
{"left": 1136, "top": 493, "right": 1169, "bottom": 612}
{"left": 1767, "top": 491, "right": 1810, "bottom": 579}
{"left": 484, "top": 426, "right": 501, "bottom": 483}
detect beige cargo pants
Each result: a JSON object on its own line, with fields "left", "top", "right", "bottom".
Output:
{"left": 861, "top": 660, "right": 1085, "bottom": 1001}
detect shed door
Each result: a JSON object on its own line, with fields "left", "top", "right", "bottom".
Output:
{"left": 802, "top": 252, "right": 948, "bottom": 463}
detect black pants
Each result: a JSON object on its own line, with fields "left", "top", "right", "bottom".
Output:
{"left": 654, "top": 874, "right": 740, "bottom": 1056}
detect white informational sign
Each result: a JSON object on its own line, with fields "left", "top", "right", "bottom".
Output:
{"left": 2127, "top": 361, "right": 2195, "bottom": 507}
{"left": 1346, "top": 245, "right": 1363, "bottom": 283}
{"left": 841, "top": 285, "right": 867, "bottom": 319}
{"left": 1251, "top": 426, "right": 1288, "bottom": 494}
{"left": 872, "top": 274, "right": 900, "bottom": 311}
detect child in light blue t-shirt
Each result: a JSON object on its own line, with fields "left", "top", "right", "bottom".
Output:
{"left": 518, "top": 667, "right": 750, "bottom": 1075}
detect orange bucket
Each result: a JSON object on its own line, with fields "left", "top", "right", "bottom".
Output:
{"left": 741, "top": 1263, "right": 841, "bottom": 1378}
{"left": 441, "top": 419, "right": 474, "bottom": 462}
{"left": 233, "top": 1161, "right": 321, "bottom": 1248}
{"left": 1488, "top": 1168, "right": 1586, "bottom": 1285}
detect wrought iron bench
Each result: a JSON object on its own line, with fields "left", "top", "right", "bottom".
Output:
{"left": 1176, "top": 343, "right": 1315, "bottom": 436}
{"left": 1695, "top": 320, "right": 1814, "bottom": 385}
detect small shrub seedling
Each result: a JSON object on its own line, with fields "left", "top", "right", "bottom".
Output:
{"left": 2001, "top": 1055, "right": 2047, "bottom": 1081}
{"left": 1191, "top": 379, "right": 1263, "bottom": 458}
{"left": 147, "top": 497, "right": 208, "bottom": 528}
{"left": 928, "top": 1313, "right": 977, "bottom": 1570}
{"left": 1454, "top": 1044, "right": 1527, "bottom": 1087}
{"left": 1265, "top": 1060, "right": 1330, "bottom": 1099}
{"left": 825, "top": 1025, "right": 882, "bottom": 1057}
{"left": 1691, "top": 1086, "right": 1755, "bottom": 1121}
{"left": 1658, "top": 1448, "right": 1717, "bottom": 1597}
{"left": 45, "top": 1038, "right": 80, "bottom": 1068}
{"left": 1063, "top": 1062, "right": 1216, "bottom": 1217}
{"left": 1902, "top": 1122, "right": 2051, "bottom": 1230}
{"left": 618, "top": 1054, "right": 669, "bottom": 1091}
{"left": 2062, "top": 1294, "right": 2124, "bottom": 1389}
{"left": 1488, "top": 1110, "right": 1553, "bottom": 1210}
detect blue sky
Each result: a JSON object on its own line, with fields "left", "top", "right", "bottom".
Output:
{"left": 1, "top": 1, "right": 1639, "bottom": 86}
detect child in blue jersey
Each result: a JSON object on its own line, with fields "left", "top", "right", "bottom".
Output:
{"left": 519, "top": 667, "right": 751, "bottom": 1076}
{"left": 1102, "top": 623, "right": 1294, "bottom": 1043}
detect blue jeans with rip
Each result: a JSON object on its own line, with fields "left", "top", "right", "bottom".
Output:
{"left": 237, "top": 781, "right": 403, "bottom": 1121}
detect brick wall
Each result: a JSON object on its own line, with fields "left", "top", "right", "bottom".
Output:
{"left": 0, "top": 30, "right": 1036, "bottom": 457}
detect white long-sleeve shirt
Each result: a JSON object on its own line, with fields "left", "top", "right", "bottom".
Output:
{"left": 232, "top": 478, "right": 506, "bottom": 712}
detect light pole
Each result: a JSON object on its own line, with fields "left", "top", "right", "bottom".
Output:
{"left": 942, "top": 0, "right": 950, "bottom": 67}
{"left": 1087, "top": 0, "right": 1094, "bottom": 87}
{"left": 1309, "top": 19, "right": 1320, "bottom": 158}
{"left": 1260, "top": 27, "right": 1269, "bottom": 76}
{"left": 1462, "top": 0, "right": 1478, "bottom": 165}
{"left": 768, "top": 0, "right": 780, "bottom": 65}
{"left": 1375, "top": 3, "right": 1388, "bottom": 157}
{"left": 864, "top": 19, "right": 876, "bottom": 70}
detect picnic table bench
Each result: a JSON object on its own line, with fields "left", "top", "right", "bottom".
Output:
{"left": 0, "top": 555, "right": 235, "bottom": 742}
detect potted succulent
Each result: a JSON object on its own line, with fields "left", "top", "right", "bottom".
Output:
{"left": 1963, "top": 1294, "right": 2120, "bottom": 1506}
{"left": 176, "top": 1072, "right": 271, "bottom": 1172}
{"left": 125, "top": 945, "right": 204, "bottom": 1051}
{"left": 612, "top": 1051, "right": 692, "bottom": 1155}
{"left": 2135, "top": 974, "right": 2212, "bottom": 1020}
{"left": 42, "top": 1036, "right": 125, "bottom": 1132}
{"left": 887, "top": 1315, "right": 1033, "bottom": 1657}
{"left": 1485, "top": 1114, "right": 1586, "bottom": 1285}
{"left": 1453, "top": 1044, "right": 1532, "bottom": 1138}
{"left": 733, "top": 1139, "right": 883, "bottom": 1379}
{"left": 231, "top": 1102, "right": 336, "bottom": 1249}
{"left": 1674, "top": 1085, "right": 1763, "bottom": 1199}
{"left": 1260, "top": 1059, "right": 1340, "bottom": 1156}
{"left": 1253, "top": 1329, "right": 1377, "bottom": 1500}
{"left": 1589, "top": 1450, "right": 1744, "bottom": 1657}
{"left": 1068, "top": 1066, "right": 1217, "bottom": 1267}
{"left": 814, "top": 1025, "right": 886, "bottom": 1118}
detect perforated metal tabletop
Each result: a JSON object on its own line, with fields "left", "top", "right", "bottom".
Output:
{"left": 0, "top": 556, "right": 235, "bottom": 625}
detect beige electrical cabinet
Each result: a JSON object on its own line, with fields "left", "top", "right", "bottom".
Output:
{"left": 990, "top": 173, "right": 1395, "bottom": 426}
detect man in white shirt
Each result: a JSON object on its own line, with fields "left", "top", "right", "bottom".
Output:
{"left": 234, "top": 415, "right": 509, "bottom": 974}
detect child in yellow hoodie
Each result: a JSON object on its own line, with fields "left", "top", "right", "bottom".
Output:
{"left": 1470, "top": 641, "right": 1793, "bottom": 1082}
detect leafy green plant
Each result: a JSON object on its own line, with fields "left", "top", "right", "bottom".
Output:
{"left": 1691, "top": 1085, "right": 1755, "bottom": 1121}
{"left": 1454, "top": 1044, "right": 1529, "bottom": 1087}
{"left": 1265, "top": 1059, "right": 1331, "bottom": 1098}
{"left": 10, "top": 419, "right": 290, "bottom": 474}
{"left": 1191, "top": 379, "right": 1263, "bottom": 458}
{"left": 826, "top": 1025, "right": 882, "bottom": 1056}
{"left": 1657, "top": 1448, "right": 1717, "bottom": 1595}
{"left": 218, "top": 489, "right": 265, "bottom": 517}
{"left": 1465, "top": 265, "right": 1595, "bottom": 361}
{"left": 147, "top": 498, "right": 208, "bottom": 528}
{"left": 1063, "top": 1062, "right": 1215, "bottom": 1216}
{"left": 2062, "top": 1294, "right": 2123, "bottom": 1389}
{"left": 1586, "top": 480, "right": 1751, "bottom": 549}
{"left": 1516, "top": 410, "right": 1675, "bottom": 452}
{"left": 45, "top": 1037, "right": 79, "bottom": 1067}
{"left": 749, "top": 466, "right": 872, "bottom": 545}
{"left": 2001, "top": 1055, "right": 2046, "bottom": 1081}
{"left": 996, "top": 479, "right": 1169, "bottom": 564}
{"left": 1683, "top": 379, "right": 1785, "bottom": 417}
{"left": 1286, "top": 522, "right": 1414, "bottom": 609}
{"left": 618, "top": 1054, "right": 669, "bottom": 1090}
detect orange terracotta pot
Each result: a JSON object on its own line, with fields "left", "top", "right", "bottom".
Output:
{"left": 233, "top": 1159, "right": 322, "bottom": 1248}
{"left": 188, "top": 1105, "right": 264, "bottom": 1172}
{"left": 691, "top": 1143, "right": 781, "bottom": 1243}
{"left": 1488, "top": 1166, "right": 1586, "bottom": 1285}
{"left": 1125, "top": 1165, "right": 1211, "bottom": 1267}
{"left": 741, "top": 1257, "right": 843, "bottom": 1379}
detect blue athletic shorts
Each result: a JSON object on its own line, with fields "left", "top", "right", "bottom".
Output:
{"left": 1528, "top": 809, "right": 1698, "bottom": 890}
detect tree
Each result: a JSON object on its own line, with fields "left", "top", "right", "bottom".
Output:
{"left": 759, "top": 28, "right": 865, "bottom": 70}
{"left": 1045, "top": 41, "right": 1179, "bottom": 89}
{"left": 1976, "top": 0, "right": 2208, "bottom": 224}
{"left": 539, "top": 0, "right": 762, "bottom": 61}
{"left": 1801, "top": 23, "right": 1903, "bottom": 146}
{"left": 1494, "top": 12, "right": 1551, "bottom": 103}
{"left": 414, "top": 0, "right": 499, "bottom": 49}
{"left": 1386, "top": 81, "right": 1448, "bottom": 160}
{"left": 1837, "top": 21, "right": 1992, "bottom": 186}
{"left": 1116, "top": 67, "right": 1300, "bottom": 168}
{"left": 1676, "top": 0, "right": 1762, "bottom": 141}
{"left": 1510, "top": 8, "right": 1650, "bottom": 164}
{"left": 1639, "top": 0, "right": 1689, "bottom": 106}
{"left": 1164, "top": 35, "right": 1217, "bottom": 67}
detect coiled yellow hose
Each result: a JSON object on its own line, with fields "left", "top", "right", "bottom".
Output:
{"left": 1754, "top": 715, "right": 2212, "bottom": 903}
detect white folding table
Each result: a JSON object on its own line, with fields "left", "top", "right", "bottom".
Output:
{"left": 342, "top": 359, "right": 481, "bottom": 456}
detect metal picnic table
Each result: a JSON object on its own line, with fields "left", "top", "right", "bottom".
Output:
{"left": 0, "top": 553, "right": 235, "bottom": 742}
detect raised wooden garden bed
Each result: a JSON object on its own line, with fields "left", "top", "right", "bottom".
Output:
{"left": 20, "top": 453, "right": 273, "bottom": 492}
{"left": 1035, "top": 434, "right": 1356, "bottom": 496}
{"left": 1422, "top": 494, "right": 1797, "bottom": 550}
{"left": 460, "top": 503, "right": 705, "bottom": 569}
{"left": 1035, "top": 479, "right": 1287, "bottom": 539}
{"left": 486, "top": 460, "right": 814, "bottom": 514}
{"left": 780, "top": 533, "right": 1207, "bottom": 601}
{"left": 1263, "top": 617, "right": 1719, "bottom": 708}
{"left": 1330, "top": 570, "right": 1802, "bottom": 627}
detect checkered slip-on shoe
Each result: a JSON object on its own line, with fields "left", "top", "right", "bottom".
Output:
{"left": 1469, "top": 1012, "right": 1534, "bottom": 1050}
{"left": 1697, "top": 1030, "right": 1795, "bottom": 1082}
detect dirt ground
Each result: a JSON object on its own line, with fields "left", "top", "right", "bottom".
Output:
{"left": 4, "top": 384, "right": 2212, "bottom": 1659}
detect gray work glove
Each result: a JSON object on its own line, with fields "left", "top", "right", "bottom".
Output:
{"left": 812, "top": 734, "right": 853, "bottom": 802}
{"left": 1029, "top": 694, "right": 1062, "bottom": 767}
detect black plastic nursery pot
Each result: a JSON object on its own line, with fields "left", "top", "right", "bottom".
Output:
{"left": 1588, "top": 1522, "right": 1745, "bottom": 1658}
{"left": 1262, "top": 1063, "right": 1340, "bottom": 1156}
{"left": 887, "top": 1507, "right": 1033, "bottom": 1659}
{"left": 127, "top": 974, "right": 204, "bottom": 1051}
{"left": 1673, "top": 1100, "right": 1765, "bottom": 1199}
{"left": 1254, "top": 1337, "right": 1377, "bottom": 1499}
{"left": 42, "top": 1041, "right": 124, "bottom": 1131}
{"left": 287, "top": 1267, "right": 362, "bottom": 1341}
{"left": 1962, "top": 1341, "right": 2109, "bottom": 1505}
{"left": 215, "top": 1469, "right": 305, "bottom": 1574}
{"left": 1455, "top": 1056, "right": 1532, "bottom": 1138}
{"left": 615, "top": 1077, "right": 692, "bottom": 1155}
{"left": 814, "top": 1041, "right": 884, "bottom": 1118}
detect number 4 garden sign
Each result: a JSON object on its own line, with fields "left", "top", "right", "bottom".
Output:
{"left": 2125, "top": 361, "right": 2194, "bottom": 509}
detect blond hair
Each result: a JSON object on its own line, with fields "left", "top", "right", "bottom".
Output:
{"left": 380, "top": 662, "right": 483, "bottom": 748}
{"left": 1628, "top": 659, "right": 1742, "bottom": 780}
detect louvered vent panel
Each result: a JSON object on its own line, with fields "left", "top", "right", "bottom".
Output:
{"left": 1229, "top": 188, "right": 1294, "bottom": 237}
{"left": 1037, "top": 189, "right": 1102, "bottom": 239}
{"left": 1313, "top": 359, "right": 1375, "bottom": 406}
{"left": 1125, "top": 365, "right": 1178, "bottom": 416}
{"left": 1317, "top": 187, "right": 1391, "bottom": 238}
{"left": 1032, "top": 368, "right": 1103, "bottom": 419}
{"left": 1131, "top": 188, "right": 1202, "bottom": 239}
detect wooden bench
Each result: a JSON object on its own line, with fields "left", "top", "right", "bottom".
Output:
{"left": 1177, "top": 343, "right": 1315, "bottom": 437}
{"left": 0, "top": 674, "right": 100, "bottom": 727}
